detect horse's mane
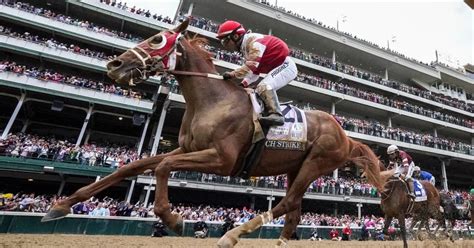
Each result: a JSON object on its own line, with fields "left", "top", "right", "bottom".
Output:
{"left": 187, "top": 35, "right": 214, "bottom": 67}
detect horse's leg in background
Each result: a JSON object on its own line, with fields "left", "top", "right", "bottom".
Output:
{"left": 275, "top": 171, "right": 299, "bottom": 247}
{"left": 42, "top": 148, "right": 183, "bottom": 222}
{"left": 398, "top": 214, "right": 409, "bottom": 248}
{"left": 218, "top": 157, "right": 339, "bottom": 248}
{"left": 153, "top": 148, "right": 233, "bottom": 234}
{"left": 383, "top": 214, "right": 392, "bottom": 236}
{"left": 408, "top": 214, "right": 420, "bottom": 238}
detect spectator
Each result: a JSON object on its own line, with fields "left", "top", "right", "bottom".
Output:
{"left": 329, "top": 228, "right": 340, "bottom": 241}
{"left": 194, "top": 220, "right": 209, "bottom": 238}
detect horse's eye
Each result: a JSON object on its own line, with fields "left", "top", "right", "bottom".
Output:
{"left": 149, "top": 34, "right": 166, "bottom": 48}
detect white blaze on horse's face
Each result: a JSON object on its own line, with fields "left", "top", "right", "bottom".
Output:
{"left": 106, "top": 19, "right": 190, "bottom": 85}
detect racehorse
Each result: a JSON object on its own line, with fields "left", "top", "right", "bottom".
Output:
{"left": 42, "top": 19, "right": 384, "bottom": 247}
{"left": 379, "top": 168, "right": 447, "bottom": 248}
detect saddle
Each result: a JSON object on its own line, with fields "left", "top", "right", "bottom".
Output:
{"left": 234, "top": 92, "right": 308, "bottom": 179}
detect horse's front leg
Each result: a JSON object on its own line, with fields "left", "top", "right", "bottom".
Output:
{"left": 42, "top": 148, "right": 183, "bottom": 222}
{"left": 153, "top": 148, "right": 229, "bottom": 235}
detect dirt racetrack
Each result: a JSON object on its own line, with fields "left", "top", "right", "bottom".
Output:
{"left": 0, "top": 234, "right": 473, "bottom": 248}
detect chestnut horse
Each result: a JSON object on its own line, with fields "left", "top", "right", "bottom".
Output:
{"left": 379, "top": 169, "right": 448, "bottom": 248}
{"left": 42, "top": 19, "right": 384, "bottom": 247}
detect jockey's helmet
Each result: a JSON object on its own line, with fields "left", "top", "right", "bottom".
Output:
{"left": 413, "top": 166, "right": 421, "bottom": 172}
{"left": 386, "top": 144, "right": 399, "bottom": 155}
{"left": 216, "top": 20, "right": 246, "bottom": 39}
{"left": 470, "top": 188, "right": 474, "bottom": 195}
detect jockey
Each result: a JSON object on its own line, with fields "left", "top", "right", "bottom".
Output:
{"left": 413, "top": 166, "right": 435, "bottom": 186}
{"left": 216, "top": 20, "right": 298, "bottom": 126}
{"left": 387, "top": 144, "right": 416, "bottom": 198}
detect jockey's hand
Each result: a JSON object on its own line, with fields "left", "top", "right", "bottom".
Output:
{"left": 222, "top": 71, "right": 235, "bottom": 80}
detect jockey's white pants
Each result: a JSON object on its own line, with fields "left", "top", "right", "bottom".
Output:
{"left": 394, "top": 161, "right": 415, "bottom": 178}
{"left": 258, "top": 57, "right": 297, "bottom": 92}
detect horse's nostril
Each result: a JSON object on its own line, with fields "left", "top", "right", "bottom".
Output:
{"left": 107, "top": 59, "right": 123, "bottom": 70}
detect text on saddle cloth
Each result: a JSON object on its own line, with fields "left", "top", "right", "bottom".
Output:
{"left": 413, "top": 179, "right": 427, "bottom": 202}
{"left": 249, "top": 93, "right": 308, "bottom": 151}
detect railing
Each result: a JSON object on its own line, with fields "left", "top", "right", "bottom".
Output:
{"left": 1, "top": 212, "right": 473, "bottom": 240}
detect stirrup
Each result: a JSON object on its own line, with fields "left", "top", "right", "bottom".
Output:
{"left": 408, "top": 193, "right": 416, "bottom": 199}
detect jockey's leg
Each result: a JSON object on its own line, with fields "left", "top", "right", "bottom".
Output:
{"left": 256, "top": 83, "right": 284, "bottom": 126}
{"left": 256, "top": 57, "right": 297, "bottom": 126}
{"left": 406, "top": 178, "right": 415, "bottom": 198}
{"left": 152, "top": 148, "right": 232, "bottom": 235}
{"left": 42, "top": 148, "right": 183, "bottom": 222}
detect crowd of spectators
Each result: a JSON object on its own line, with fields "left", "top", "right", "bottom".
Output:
{"left": 0, "top": 61, "right": 148, "bottom": 100}
{"left": 297, "top": 73, "right": 472, "bottom": 129}
{"left": 0, "top": 25, "right": 115, "bottom": 61}
{"left": 1, "top": 193, "right": 471, "bottom": 231}
{"left": 332, "top": 114, "right": 472, "bottom": 154}
{"left": 290, "top": 49, "right": 472, "bottom": 113}
{"left": 0, "top": 132, "right": 141, "bottom": 168}
{"left": 171, "top": 171, "right": 380, "bottom": 199}
{"left": 5, "top": 0, "right": 472, "bottom": 117}
{"left": 1, "top": 1, "right": 142, "bottom": 42}
{"left": 99, "top": 0, "right": 173, "bottom": 24}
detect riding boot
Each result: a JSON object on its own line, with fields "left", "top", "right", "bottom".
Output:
{"left": 407, "top": 178, "right": 416, "bottom": 199}
{"left": 258, "top": 88, "right": 284, "bottom": 126}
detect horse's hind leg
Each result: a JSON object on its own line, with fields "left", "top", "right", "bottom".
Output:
{"left": 42, "top": 148, "right": 183, "bottom": 222}
{"left": 219, "top": 157, "right": 339, "bottom": 248}
{"left": 275, "top": 171, "right": 300, "bottom": 247}
{"left": 398, "top": 214, "right": 409, "bottom": 248}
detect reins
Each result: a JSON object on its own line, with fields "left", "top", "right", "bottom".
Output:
{"left": 165, "top": 70, "right": 224, "bottom": 79}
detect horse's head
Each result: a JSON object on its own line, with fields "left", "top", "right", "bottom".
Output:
{"left": 106, "top": 19, "right": 189, "bottom": 85}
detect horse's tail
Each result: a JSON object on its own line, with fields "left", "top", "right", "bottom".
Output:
{"left": 346, "top": 139, "right": 385, "bottom": 191}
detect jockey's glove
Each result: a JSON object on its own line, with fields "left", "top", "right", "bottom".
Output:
{"left": 222, "top": 71, "right": 235, "bottom": 80}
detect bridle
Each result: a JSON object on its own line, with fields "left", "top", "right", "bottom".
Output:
{"left": 125, "top": 31, "right": 223, "bottom": 85}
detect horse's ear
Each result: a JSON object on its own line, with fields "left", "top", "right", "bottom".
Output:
{"left": 174, "top": 18, "right": 189, "bottom": 34}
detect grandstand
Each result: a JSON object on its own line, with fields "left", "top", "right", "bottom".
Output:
{"left": 0, "top": 0, "right": 473, "bottom": 230}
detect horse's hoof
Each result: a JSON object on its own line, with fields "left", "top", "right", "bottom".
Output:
{"left": 170, "top": 214, "right": 184, "bottom": 235}
{"left": 41, "top": 208, "right": 69, "bottom": 222}
{"left": 217, "top": 235, "right": 237, "bottom": 248}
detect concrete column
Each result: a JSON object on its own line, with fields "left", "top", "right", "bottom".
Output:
{"left": 21, "top": 119, "right": 29, "bottom": 133}
{"left": 1, "top": 93, "right": 26, "bottom": 139}
{"left": 441, "top": 160, "right": 448, "bottom": 191}
{"left": 144, "top": 176, "right": 154, "bottom": 207}
{"left": 84, "top": 130, "right": 91, "bottom": 144}
{"left": 95, "top": 176, "right": 101, "bottom": 182}
{"left": 356, "top": 203, "right": 363, "bottom": 220}
{"left": 334, "top": 203, "right": 338, "bottom": 216}
{"left": 388, "top": 116, "right": 392, "bottom": 128}
{"left": 268, "top": 28, "right": 272, "bottom": 35}
{"left": 333, "top": 169, "right": 338, "bottom": 180}
{"left": 75, "top": 105, "right": 93, "bottom": 147}
{"left": 137, "top": 115, "right": 151, "bottom": 155}
{"left": 151, "top": 100, "right": 170, "bottom": 156}
{"left": 57, "top": 179, "right": 66, "bottom": 196}
{"left": 384, "top": 69, "right": 389, "bottom": 80}
{"left": 186, "top": 2, "right": 194, "bottom": 16}
{"left": 126, "top": 179, "right": 136, "bottom": 203}
{"left": 250, "top": 196, "right": 256, "bottom": 210}
{"left": 332, "top": 50, "right": 336, "bottom": 65}
{"left": 267, "top": 195, "right": 275, "bottom": 211}
{"left": 331, "top": 101, "right": 336, "bottom": 115}
{"left": 433, "top": 128, "right": 438, "bottom": 138}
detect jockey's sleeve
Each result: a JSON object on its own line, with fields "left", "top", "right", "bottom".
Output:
{"left": 233, "top": 36, "right": 265, "bottom": 79}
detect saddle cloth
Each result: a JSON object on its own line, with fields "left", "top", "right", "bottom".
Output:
{"left": 249, "top": 93, "right": 307, "bottom": 151}
{"left": 413, "top": 179, "right": 427, "bottom": 202}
